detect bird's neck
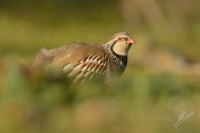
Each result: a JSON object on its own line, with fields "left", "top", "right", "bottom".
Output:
{"left": 103, "top": 43, "right": 127, "bottom": 72}
{"left": 103, "top": 42, "right": 127, "bottom": 58}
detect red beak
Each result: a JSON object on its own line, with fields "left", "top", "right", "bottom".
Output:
{"left": 126, "top": 38, "right": 136, "bottom": 45}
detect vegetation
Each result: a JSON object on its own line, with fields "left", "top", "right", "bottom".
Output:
{"left": 0, "top": 0, "right": 200, "bottom": 133}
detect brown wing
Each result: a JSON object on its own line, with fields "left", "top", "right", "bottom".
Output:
{"left": 33, "top": 42, "right": 109, "bottom": 83}
{"left": 62, "top": 54, "right": 108, "bottom": 83}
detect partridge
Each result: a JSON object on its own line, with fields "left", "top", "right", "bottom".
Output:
{"left": 32, "top": 32, "right": 135, "bottom": 84}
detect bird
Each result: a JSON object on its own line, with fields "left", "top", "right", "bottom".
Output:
{"left": 32, "top": 32, "right": 135, "bottom": 84}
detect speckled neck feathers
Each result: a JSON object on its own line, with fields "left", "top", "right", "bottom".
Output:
{"left": 103, "top": 42, "right": 128, "bottom": 74}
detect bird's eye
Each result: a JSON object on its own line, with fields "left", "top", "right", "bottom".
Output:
{"left": 117, "top": 37, "right": 123, "bottom": 41}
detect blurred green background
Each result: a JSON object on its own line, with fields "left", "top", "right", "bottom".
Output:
{"left": 0, "top": 0, "right": 200, "bottom": 133}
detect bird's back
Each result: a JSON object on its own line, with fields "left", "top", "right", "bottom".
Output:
{"left": 32, "top": 42, "right": 107, "bottom": 68}
{"left": 32, "top": 42, "right": 110, "bottom": 83}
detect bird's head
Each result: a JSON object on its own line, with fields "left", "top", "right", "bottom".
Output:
{"left": 107, "top": 32, "right": 135, "bottom": 56}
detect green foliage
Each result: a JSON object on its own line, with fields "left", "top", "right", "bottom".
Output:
{"left": 0, "top": 60, "right": 200, "bottom": 133}
{"left": 0, "top": 0, "right": 200, "bottom": 132}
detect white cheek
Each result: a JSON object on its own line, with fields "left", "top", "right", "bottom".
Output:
{"left": 112, "top": 42, "right": 129, "bottom": 56}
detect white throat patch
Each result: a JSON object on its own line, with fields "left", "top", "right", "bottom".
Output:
{"left": 112, "top": 41, "right": 131, "bottom": 56}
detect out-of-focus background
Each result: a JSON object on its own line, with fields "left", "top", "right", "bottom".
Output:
{"left": 0, "top": 0, "right": 200, "bottom": 133}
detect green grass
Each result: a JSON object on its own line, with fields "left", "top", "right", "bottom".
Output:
{"left": 0, "top": 1, "right": 200, "bottom": 132}
{"left": 0, "top": 59, "right": 200, "bottom": 133}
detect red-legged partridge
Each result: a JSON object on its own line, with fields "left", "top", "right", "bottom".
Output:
{"left": 32, "top": 32, "right": 135, "bottom": 84}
